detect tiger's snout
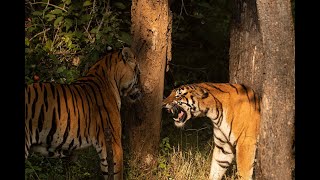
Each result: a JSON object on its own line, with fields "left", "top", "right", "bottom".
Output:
{"left": 163, "top": 103, "right": 187, "bottom": 123}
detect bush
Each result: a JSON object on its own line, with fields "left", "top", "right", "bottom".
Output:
{"left": 25, "top": 1, "right": 132, "bottom": 178}
{"left": 25, "top": 0, "right": 131, "bottom": 84}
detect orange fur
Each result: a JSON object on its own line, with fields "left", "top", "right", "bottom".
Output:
{"left": 25, "top": 47, "right": 141, "bottom": 180}
{"left": 163, "top": 83, "right": 260, "bottom": 180}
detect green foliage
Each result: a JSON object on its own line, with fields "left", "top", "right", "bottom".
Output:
{"left": 25, "top": 148, "right": 101, "bottom": 180}
{"left": 158, "top": 137, "right": 172, "bottom": 177}
{"left": 25, "top": 0, "right": 131, "bottom": 84}
{"left": 160, "top": 137, "right": 172, "bottom": 155}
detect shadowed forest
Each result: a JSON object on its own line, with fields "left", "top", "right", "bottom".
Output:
{"left": 25, "top": 0, "right": 295, "bottom": 179}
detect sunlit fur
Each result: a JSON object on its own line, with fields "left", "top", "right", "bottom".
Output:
{"left": 25, "top": 47, "right": 141, "bottom": 180}
{"left": 163, "top": 83, "right": 260, "bottom": 180}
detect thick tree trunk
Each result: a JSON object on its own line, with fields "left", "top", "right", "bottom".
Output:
{"left": 229, "top": 0, "right": 264, "bottom": 92}
{"left": 229, "top": 0, "right": 295, "bottom": 179}
{"left": 123, "top": 0, "right": 172, "bottom": 171}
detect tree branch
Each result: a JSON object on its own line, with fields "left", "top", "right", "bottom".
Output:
{"left": 169, "top": 63, "right": 207, "bottom": 71}
{"left": 29, "top": 28, "right": 51, "bottom": 42}
{"left": 30, "top": 2, "right": 68, "bottom": 12}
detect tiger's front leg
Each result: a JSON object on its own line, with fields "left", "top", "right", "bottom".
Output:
{"left": 209, "top": 128, "right": 235, "bottom": 180}
{"left": 209, "top": 145, "right": 235, "bottom": 180}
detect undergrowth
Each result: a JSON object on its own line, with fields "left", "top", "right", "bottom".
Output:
{"left": 25, "top": 117, "right": 239, "bottom": 180}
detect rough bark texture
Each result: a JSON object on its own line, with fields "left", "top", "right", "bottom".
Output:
{"left": 229, "top": 0, "right": 264, "bottom": 92}
{"left": 229, "top": 0, "right": 295, "bottom": 179}
{"left": 123, "top": 0, "right": 172, "bottom": 171}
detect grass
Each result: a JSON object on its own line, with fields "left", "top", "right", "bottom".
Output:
{"left": 25, "top": 147, "right": 101, "bottom": 180}
{"left": 25, "top": 147, "right": 238, "bottom": 180}
{"left": 25, "top": 116, "right": 239, "bottom": 180}
{"left": 125, "top": 145, "right": 212, "bottom": 180}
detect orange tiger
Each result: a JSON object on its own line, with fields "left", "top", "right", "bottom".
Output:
{"left": 25, "top": 47, "right": 141, "bottom": 180}
{"left": 163, "top": 83, "right": 260, "bottom": 180}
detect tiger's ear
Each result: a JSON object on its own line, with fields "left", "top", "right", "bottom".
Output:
{"left": 162, "top": 91, "right": 176, "bottom": 107}
{"left": 122, "top": 47, "right": 136, "bottom": 62}
{"left": 191, "top": 89, "right": 208, "bottom": 99}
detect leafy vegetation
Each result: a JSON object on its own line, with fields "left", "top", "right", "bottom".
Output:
{"left": 25, "top": 148, "right": 100, "bottom": 179}
{"left": 25, "top": 0, "right": 131, "bottom": 84}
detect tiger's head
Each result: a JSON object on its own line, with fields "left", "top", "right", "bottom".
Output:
{"left": 116, "top": 47, "right": 141, "bottom": 103}
{"left": 163, "top": 85, "right": 209, "bottom": 128}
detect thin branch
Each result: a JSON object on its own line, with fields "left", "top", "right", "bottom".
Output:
{"left": 82, "top": 0, "right": 97, "bottom": 43}
{"left": 26, "top": 0, "right": 35, "bottom": 12}
{"left": 29, "top": 28, "right": 51, "bottom": 41}
{"left": 179, "top": 0, "right": 183, "bottom": 16}
{"left": 106, "top": 0, "right": 110, "bottom": 12}
{"left": 44, "top": 0, "right": 49, "bottom": 13}
{"left": 96, "top": 0, "right": 111, "bottom": 33}
{"left": 53, "top": 51, "right": 77, "bottom": 55}
{"left": 30, "top": 2, "right": 68, "bottom": 12}
{"left": 184, "top": 127, "right": 209, "bottom": 132}
{"left": 180, "top": 0, "right": 189, "bottom": 16}
{"left": 83, "top": 25, "right": 94, "bottom": 42}
{"left": 96, "top": 16, "right": 105, "bottom": 33}
{"left": 86, "top": 0, "right": 97, "bottom": 32}
{"left": 183, "top": 0, "right": 189, "bottom": 15}
{"left": 52, "top": 25, "right": 61, "bottom": 51}
{"left": 40, "top": 20, "right": 48, "bottom": 43}
{"left": 169, "top": 63, "right": 207, "bottom": 71}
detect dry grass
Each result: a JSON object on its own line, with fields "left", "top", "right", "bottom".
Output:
{"left": 166, "top": 146, "right": 211, "bottom": 180}
{"left": 125, "top": 117, "right": 240, "bottom": 180}
{"left": 126, "top": 145, "right": 239, "bottom": 180}
{"left": 26, "top": 144, "right": 239, "bottom": 180}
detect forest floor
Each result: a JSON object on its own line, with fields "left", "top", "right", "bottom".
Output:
{"left": 25, "top": 115, "right": 239, "bottom": 180}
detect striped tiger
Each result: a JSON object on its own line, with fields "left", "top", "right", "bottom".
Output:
{"left": 163, "top": 83, "right": 260, "bottom": 180}
{"left": 25, "top": 47, "right": 141, "bottom": 180}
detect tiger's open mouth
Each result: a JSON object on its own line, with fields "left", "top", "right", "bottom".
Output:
{"left": 167, "top": 104, "right": 187, "bottom": 124}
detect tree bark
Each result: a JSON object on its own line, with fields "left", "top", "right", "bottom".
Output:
{"left": 229, "top": 0, "right": 295, "bottom": 179}
{"left": 123, "top": 0, "right": 172, "bottom": 171}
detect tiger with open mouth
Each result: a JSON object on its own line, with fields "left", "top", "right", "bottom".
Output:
{"left": 163, "top": 82, "right": 260, "bottom": 180}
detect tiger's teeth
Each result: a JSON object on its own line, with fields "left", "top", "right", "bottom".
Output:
{"left": 173, "top": 118, "right": 179, "bottom": 122}
{"left": 178, "top": 111, "right": 184, "bottom": 119}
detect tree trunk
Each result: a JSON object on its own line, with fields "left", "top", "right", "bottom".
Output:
{"left": 229, "top": 0, "right": 295, "bottom": 179}
{"left": 123, "top": 0, "right": 172, "bottom": 171}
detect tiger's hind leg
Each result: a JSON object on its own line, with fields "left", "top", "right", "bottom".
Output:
{"left": 235, "top": 136, "right": 257, "bottom": 180}
{"left": 110, "top": 139, "right": 123, "bottom": 180}
{"left": 94, "top": 134, "right": 123, "bottom": 180}
{"left": 25, "top": 138, "right": 31, "bottom": 159}
{"left": 25, "top": 126, "right": 32, "bottom": 159}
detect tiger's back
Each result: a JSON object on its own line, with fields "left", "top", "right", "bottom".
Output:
{"left": 25, "top": 82, "right": 119, "bottom": 157}
{"left": 196, "top": 83, "right": 260, "bottom": 143}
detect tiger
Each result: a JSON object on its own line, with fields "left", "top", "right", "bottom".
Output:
{"left": 163, "top": 83, "right": 260, "bottom": 180}
{"left": 25, "top": 47, "right": 141, "bottom": 180}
